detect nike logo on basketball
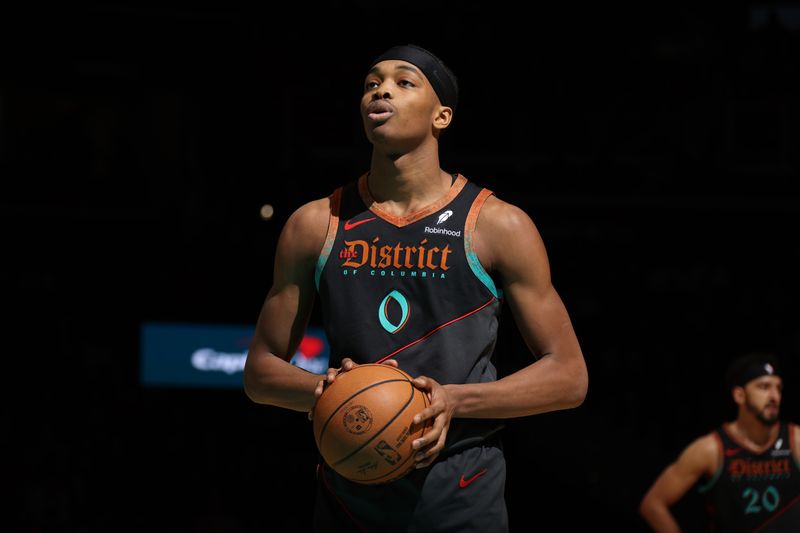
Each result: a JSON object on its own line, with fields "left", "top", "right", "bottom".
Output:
{"left": 459, "top": 468, "right": 488, "bottom": 488}
{"left": 344, "top": 217, "right": 376, "bottom": 230}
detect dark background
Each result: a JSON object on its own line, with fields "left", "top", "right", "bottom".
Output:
{"left": 4, "top": 2, "right": 800, "bottom": 531}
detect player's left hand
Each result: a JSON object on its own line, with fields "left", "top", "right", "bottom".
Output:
{"left": 410, "top": 375, "right": 455, "bottom": 468}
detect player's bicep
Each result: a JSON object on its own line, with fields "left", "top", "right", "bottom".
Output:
{"left": 483, "top": 202, "right": 576, "bottom": 358}
{"left": 252, "top": 280, "right": 314, "bottom": 362}
{"left": 251, "top": 203, "right": 324, "bottom": 361}
{"left": 482, "top": 201, "right": 551, "bottom": 290}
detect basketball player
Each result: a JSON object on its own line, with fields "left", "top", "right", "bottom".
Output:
{"left": 639, "top": 352, "right": 800, "bottom": 532}
{"left": 243, "top": 44, "right": 588, "bottom": 532}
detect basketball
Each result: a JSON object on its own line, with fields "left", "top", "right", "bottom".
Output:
{"left": 312, "top": 363, "right": 431, "bottom": 485}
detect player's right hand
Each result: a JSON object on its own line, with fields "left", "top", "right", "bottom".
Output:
{"left": 308, "top": 357, "right": 357, "bottom": 420}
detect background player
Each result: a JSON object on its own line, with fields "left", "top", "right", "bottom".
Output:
{"left": 639, "top": 352, "right": 800, "bottom": 532}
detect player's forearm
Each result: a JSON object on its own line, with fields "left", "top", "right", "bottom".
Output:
{"left": 446, "top": 353, "right": 587, "bottom": 419}
{"left": 243, "top": 351, "right": 322, "bottom": 412}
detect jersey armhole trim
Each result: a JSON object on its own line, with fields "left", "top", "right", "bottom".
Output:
{"left": 315, "top": 188, "right": 341, "bottom": 290}
{"left": 698, "top": 431, "right": 724, "bottom": 494}
{"left": 465, "top": 188, "right": 501, "bottom": 299}
{"left": 789, "top": 422, "right": 800, "bottom": 471}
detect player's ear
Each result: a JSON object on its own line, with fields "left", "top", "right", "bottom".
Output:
{"left": 432, "top": 105, "right": 453, "bottom": 132}
{"left": 732, "top": 386, "right": 746, "bottom": 405}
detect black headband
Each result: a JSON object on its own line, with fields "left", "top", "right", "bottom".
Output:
{"left": 370, "top": 44, "right": 459, "bottom": 110}
{"left": 725, "top": 352, "right": 781, "bottom": 389}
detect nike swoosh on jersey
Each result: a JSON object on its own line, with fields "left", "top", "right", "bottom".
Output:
{"left": 344, "top": 217, "right": 376, "bottom": 230}
{"left": 459, "top": 468, "right": 488, "bottom": 488}
{"left": 725, "top": 448, "right": 742, "bottom": 457}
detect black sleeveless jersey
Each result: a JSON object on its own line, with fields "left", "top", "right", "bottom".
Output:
{"left": 315, "top": 173, "right": 504, "bottom": 447}
{"left": 698, "top": 422, "right": 800, "bottom": 532}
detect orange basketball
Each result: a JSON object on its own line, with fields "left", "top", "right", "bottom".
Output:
{"left": 312, "top": 363, "right": 431, "bottom": 485}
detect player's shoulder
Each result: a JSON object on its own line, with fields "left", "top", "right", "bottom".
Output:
{"left": 788, "top": 422, "right": 800, "bottom": 458}
{"left": 292, "top": 196, "right": 331, "bottom": 220}
{"left": 477, "top": 194, "right": 539, "bottom": 236}
{"left": 668, "top": 431, "right": 722, "bottom": 479}
{"left": 471, "top": 193, "right": 548, "bottom": 275}
{"left": 788, "top": 421, "right": 800, "bottom": 440}
{"left": 289, "top": 195, "right": 331, "bottom": 225}
{"left": 681, "top": 431, "right": 721, "bottom": 465}
{"left": 692, "top": 431, "right": 721, "bottom": 451}
{"left": 279, "top": 195, "right": 333, "bottom": 252}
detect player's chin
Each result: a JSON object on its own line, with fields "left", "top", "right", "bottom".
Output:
{"left": 760, "top": 409, "right": 779, "bottom": 424}
{"left": 363, "top": 124, "right": 388, "bottom": 143}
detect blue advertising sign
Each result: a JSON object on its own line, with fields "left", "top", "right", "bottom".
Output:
{"left": 140, "top": 322, "right": 330, "bottom": 388}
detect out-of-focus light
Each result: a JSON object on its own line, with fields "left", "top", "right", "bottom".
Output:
{"left": 260, "top": 204, "right": 274, "bottom": 221}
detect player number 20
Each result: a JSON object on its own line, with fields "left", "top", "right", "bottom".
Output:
{"left": 742, "top": 485, "right": 779, "bottom": 514}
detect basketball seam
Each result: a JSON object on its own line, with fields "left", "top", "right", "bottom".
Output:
{"left": 315, "top": 365, "right": 429, "bottom": 484}
{"left": 317, "top": 377, "right": 409, "bottom": 450}
{"left": 365, "top": 392, "right": 432, "bottom": 484}
{"left": 346, "top": 385, "right": 431, "bottom": 484}
{"left": 331, "top": 380, "right": 416, "bottom": 468}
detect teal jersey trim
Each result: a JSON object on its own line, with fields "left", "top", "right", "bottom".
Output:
{"left": 465, "top": 240, "right": 500, "bottom": 299}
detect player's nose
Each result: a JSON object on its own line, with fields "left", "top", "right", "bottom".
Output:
{"left": 371, "top": 83, "right": 391, "bottom": 101}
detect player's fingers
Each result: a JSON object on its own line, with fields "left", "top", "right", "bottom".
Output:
{"left": 415, "top": 426, "right": 447, "bottom": 468}
{"left": 411, "top": 431, "right": 432, "bottom": 454}
{"left": 412, "top": 402, "right": 441, "bottom": 426}
{"left": 415, "top": 447, "right": 441, "bottom": 468}
{"left": 381, "top": 359, "right": 399, "bottom": 368}
{"left": 326, "top": 367, "right": 339, "bottom": 383}
{"left": 411, "top": 411, "right": 443, "bottom": 452}
{"left": 341, "top": 358, "right": 356, "bottom": 371}
{"left": 412, "top": 376, "right": 429, "bottom": 390}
